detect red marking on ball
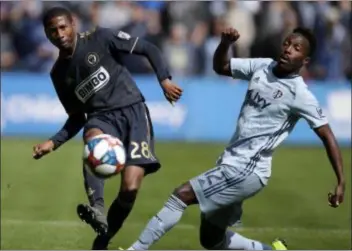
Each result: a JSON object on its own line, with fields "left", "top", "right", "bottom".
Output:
{"left": 88, "top": 152, "right": 102, "bottom": 167}
{"left": 115, "top": 163, "right": 124, "bottom": 173}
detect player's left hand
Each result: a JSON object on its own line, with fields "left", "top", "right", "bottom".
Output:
{"left": 328, "top": 182, "right": 345, "bottom": 208}
{"left": 161, "top": 79, "right": 183, "bottom": 105}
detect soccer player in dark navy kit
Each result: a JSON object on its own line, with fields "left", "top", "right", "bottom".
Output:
{"left": 32, "top": 7, "right": 183, "bottom": 250}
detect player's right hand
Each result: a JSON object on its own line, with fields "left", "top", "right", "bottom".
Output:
{"left": 328, "top": 182, "right": 345, "bottom": 208}
{"left": 33, "top": 140, "right": 55, "bottom": 159}
{"left": 161, "top": 79, "right": 183, "bottom": 105}
{"left": 221, "top": 27, "right": 240, "bottom": 45}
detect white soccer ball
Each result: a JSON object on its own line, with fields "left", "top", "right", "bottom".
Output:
{"left": 83, "top": 134, "right": 126, "bottom": 179}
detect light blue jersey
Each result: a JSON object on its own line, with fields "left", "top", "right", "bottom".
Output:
{"left": 216, "top": 58, "right": 329, "bottom": 185}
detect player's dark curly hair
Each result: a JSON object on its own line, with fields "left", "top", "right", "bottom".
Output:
{"left": 42, "top": 6, "right": 73, "bottom": 27}
{"left": 293, "top": 27, "right": 317, "bottom": 57}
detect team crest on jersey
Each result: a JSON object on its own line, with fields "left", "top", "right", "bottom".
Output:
{"left": 316, "top": 107, "right": 325, "bottom": 118}
{"left": 273, "top": 89, "right": 283, "bottom": 99}
{"left": 86, "top": 52, "right": 99, "bottom": 66}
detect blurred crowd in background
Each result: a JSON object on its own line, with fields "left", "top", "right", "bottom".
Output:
{"left": 1, "top": 1, "right": 351, "bottom": 81}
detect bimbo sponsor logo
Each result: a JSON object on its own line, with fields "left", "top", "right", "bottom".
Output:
{"left": 75, "top": 66, "right": 110, "bottom": 103}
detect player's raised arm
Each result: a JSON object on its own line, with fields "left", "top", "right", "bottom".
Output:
{"left": 213, "top": 28, "right": 273, "bottom": 80}
{"left": 292, "top": 86, "right": 345, "bottom": 208}
{"left": 103, "top": 29, "right": 182, "bottom": 104}
{"left": 213, "top": 27, "right": 240, "bottom": 76}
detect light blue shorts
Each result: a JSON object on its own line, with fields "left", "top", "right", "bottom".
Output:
{"left": 190, "top": 164, "right": 264, "bottom": 228}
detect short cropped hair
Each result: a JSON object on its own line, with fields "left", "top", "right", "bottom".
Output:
{"left": 292, "top": 27, "right": 317, "bottom": 57}
{"left": 42, "top": 6, "right": 73, "bottom": 27}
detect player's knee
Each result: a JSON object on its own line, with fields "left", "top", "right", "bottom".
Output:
{"left": 118, "top": 188, "right": 138, "bottom": 204}
{"left": 119, "top": 165, "right": 145, "bottom": 203}
{"left": 84, "top": 128, "right": 104, "bottom": 143}
{"left": 119, "top": 179, "right": 140, "bottom": 203}
{"left": 173, "top": 182, "right": 198, "bottom": 206}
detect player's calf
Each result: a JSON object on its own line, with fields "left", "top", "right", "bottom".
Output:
{"left": 128, "top": 182, "right": 197, "bottom": 250}
{"left": 93, "top": 165, "right": 145, "bottom": 249}
{"left": 79, "top": 130, "right": 107, "bottom": 236}
{"left": 82, "top": 127, "right": 106, "bottom": 213}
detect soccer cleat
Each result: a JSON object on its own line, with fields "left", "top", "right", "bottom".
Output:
{"left": 272, "top": 238, "right": 288, "bottom": 250}
{"left": 77, "top": 204, "right": 108, "bottom": 236}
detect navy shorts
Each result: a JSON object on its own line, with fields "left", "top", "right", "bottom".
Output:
{"left": 84, "top": 102, "right": 160, "bottom": 175}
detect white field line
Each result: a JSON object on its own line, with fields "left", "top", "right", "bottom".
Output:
{"left": 1, "top": 219, "right": 350, "bottom": 235}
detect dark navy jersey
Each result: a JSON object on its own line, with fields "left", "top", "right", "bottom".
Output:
{"left": 50, "top": 27, "right": 146, "bottom": 115}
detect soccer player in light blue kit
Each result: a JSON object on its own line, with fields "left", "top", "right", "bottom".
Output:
{"left": 126, "top": 27, "right": 346, "bottom": 250}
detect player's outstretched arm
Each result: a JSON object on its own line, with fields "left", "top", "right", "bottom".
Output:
{"left": 130, "top": 39, "right": 183, "bottom": 104}
{"left": 314, "top": 124, "right": 345, "bottom": 208}
{"left": 213, "top": 27, "right": 240, "bottom": 76}
{"left": 106, "top": 29, "right": 182, "bottom": 104}
{"left": 292, "top": 86, "right": 345, "bottom": 208}
{"left": 33, "top": 112, "right": 86, "bottom": 159}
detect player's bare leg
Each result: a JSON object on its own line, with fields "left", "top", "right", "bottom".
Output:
{"left": 92, "top": 165, "right": 145, "bottom": 250}
{"left": 128, "top": 181, "right": 287, "bottom": 250}
{"left": 77, "top": 128, "right": 108, "bottom": 235}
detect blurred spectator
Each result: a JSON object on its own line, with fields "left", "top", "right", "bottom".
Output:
{"left": 311, "top": 3, "right": 348, "bottom": 80}
{"left": 163, "top": 23, "right": 198, "bottom": 76}
{"left": 119, "top": 3, "right": 156, "bottom": 74}
{"left": 166, "top": 2, "right": 210, "bottom": 32}
{"left": 203, "top": 17, "right": 235, "bottom": 76}
{"left": 95, "top": 1, "right": 132, "bottom": 29}
{"left": 0, "top": 1, "right": 350, "bottom": 81}
{"left": 10, "top": 0, "right": 56, "bottom": 72}
{"left": 226, "top": 1, "right": 256, "bottom": 57}
{"left": 1, "top": 3, "right": 17, "bottom": 70}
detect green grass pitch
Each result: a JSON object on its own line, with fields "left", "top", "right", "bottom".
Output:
{"left": 1, "top": 138, "right": 351, "bottom": 250}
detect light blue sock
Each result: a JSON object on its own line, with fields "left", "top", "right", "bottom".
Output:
{"left": 129, "top": 195, "right": 187, "bottom": 250}
{"left": 225, "top": 230, "right": 272, "bottom": 250}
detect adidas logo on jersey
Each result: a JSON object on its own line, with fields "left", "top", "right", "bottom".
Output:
{"left": 75, "top": 66, "right": 110, "bottom": 103}
{"left": 244, "top": 89, "right": 271, "bottom": 110}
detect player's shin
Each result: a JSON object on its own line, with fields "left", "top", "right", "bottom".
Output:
{"left": 128, "top": 194, "right": 187, "bottom": 250}
{"left": 83, "top": 165, "right": 105, "bottom": 212}
{"left": 107, "top": 195, "right": 135, "bottom": 237}
{"left": 92, "top": 197, "right": 135, "bottom": 249}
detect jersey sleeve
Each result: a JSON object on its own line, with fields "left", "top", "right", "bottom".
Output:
{"left": 291, "top": 86, "right": 329, "bottom": 129}
{"left": 230, "top": 58, "right": 273, "bottom": 80}
{"left": 100, "top": 28, "right": 140, "bottom": 54}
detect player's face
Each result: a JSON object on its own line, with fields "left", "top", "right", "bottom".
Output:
{"left": 277, "top": 33, "right": 310, "bottom": 72}
{"left": 44, "top": 15, "right": 76, "bottom": 50}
